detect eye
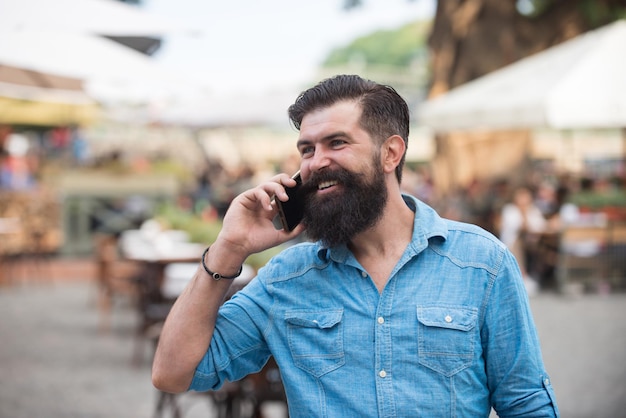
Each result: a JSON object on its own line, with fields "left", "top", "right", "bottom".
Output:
{"left": 299, "top": 145, "right": 314, "bottom": 158}
{"left": 330, "top": 139, "right": 347, "bottom": 148}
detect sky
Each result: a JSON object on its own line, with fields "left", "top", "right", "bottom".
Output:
{"left": 143, "top": 0, "right": 436, "bottom": 96}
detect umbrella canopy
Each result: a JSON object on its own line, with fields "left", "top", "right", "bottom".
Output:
{"left": 0, "top": 31, "right": 194, "bottom": 104}
{"left": 417, "top": 20, "right": 626, "bottom": 132}
{"left": 1, "top": 0, "right": 198, "bottom": 55}
{"left": 0, "top": 64, "right": 99, "bottom": 126}
{"left": 1, "top": 0, "right": 188, "bottom": 38}
{"left": 0, "top": 0, "right": 200, "bottom": 104}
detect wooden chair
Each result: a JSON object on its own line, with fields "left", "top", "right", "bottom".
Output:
{"left": 154, "top": 358, "right": 287, "bottom": 418}
{"left": 556, "top": 223, "right": 609, "bottom": 293}
{"left": 152, "top": 267, "right": 288, "bottom": 418}
{"left": 93, "top": 234, "right": 142, "bottom": 333}
{"left": 606, "top": 221, "right": 626, "bottom": 289}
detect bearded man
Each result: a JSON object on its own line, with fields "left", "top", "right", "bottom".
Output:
{"left": 152, "top": 75, "right": 559, "bottom": 417}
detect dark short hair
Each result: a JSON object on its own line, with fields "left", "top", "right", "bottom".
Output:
{"left": 288, "top": 74, "right": 410, "bottom": 182}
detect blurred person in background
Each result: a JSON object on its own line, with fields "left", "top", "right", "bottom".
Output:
{"left": 152, "top": 75, "right": 559, "bottom": 417}
{"left": 499, "top": 186, "right": 548, "bottom": 295}
{"left": 535, "top": 181, "right": 559, "bottom": 219}
{"left": 0, "top": 133, "right": 37, "bottom": 190}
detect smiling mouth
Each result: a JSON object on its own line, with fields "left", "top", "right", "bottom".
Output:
{"left": 318, "top": 180, "right": 338, "bottom": 190}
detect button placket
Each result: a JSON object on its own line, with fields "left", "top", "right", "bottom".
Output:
{"left": 373, "top": 278, "right": 397, "bottom": 416}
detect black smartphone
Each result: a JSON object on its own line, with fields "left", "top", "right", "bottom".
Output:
{"left": 275, "top": 171, "right": 304, "bottom": 231}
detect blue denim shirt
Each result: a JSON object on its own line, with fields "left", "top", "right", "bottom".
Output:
{"left": 190, "top": 195, "right": 559, "bottom": 417}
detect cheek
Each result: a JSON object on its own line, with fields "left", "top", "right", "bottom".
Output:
{"left": 299, "top": 165, "right": 311, "bottom": 182}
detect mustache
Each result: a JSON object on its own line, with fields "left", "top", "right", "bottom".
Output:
{"left": 299, "top": 168, "right": 356, "bottom": 195}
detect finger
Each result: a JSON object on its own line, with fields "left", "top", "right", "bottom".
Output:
{"left": 242, "top": 187, "right": 274, "bottom": 212}
{"left": 277, "top": 173, "right": 298, "bottom": 188}
{"left": 274, "top": 174, "right": 300, "bottom": 203}
{"left": 239, "top": 175, "right": 297, "bottom": 211}
{"left": 258, "top": 183, "right": 288, "bottom": 212}
{"left": 263, "top": 178, "right": 294, "bottom": 204}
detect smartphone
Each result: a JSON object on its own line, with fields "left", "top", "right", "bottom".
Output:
{"left": 275, "top": 171, "right": 304, "bottom": 231}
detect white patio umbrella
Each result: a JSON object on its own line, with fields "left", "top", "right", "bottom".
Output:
{"left": 0, "top": 0, "right": 200, "bottom": 105}
{"left": 0, "top": 0, "right": 190, "bottom": 38}
{"left": 417, "top": 20, "right": 626, "bottom": 132}
{"left": 0, "top": 30, "right": 196, "bottom": 105}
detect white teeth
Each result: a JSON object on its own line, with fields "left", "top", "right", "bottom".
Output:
{"left": 318, "top": 180, "right": 338, "bottom": 190}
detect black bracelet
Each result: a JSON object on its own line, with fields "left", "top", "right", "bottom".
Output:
{"left": 201, "top": 246, "right": 243, "bottom": 281}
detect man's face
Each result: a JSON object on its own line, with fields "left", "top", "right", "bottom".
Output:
{"left": 296, "top": 101, "right": 388, "bottom": 247}
{"left": 300, "top": 154, "right": 387, "bottom": 247}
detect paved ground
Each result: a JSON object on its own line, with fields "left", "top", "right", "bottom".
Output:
{"left": 531, "top": 291, "right": 626, "bottom": 418}
{"left": 1, "top": 259, "right": 625, "bottom": 417}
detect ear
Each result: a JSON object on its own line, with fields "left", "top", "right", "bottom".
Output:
{"left": 381, "top": 135, "right": 406, "bottom": 174}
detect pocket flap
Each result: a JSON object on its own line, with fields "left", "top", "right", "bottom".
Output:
{"left": 417, "top": 306, "right": 477, "bottom": 331}
{"left": 285, "top": 309, "right": 343, "bottom": 329}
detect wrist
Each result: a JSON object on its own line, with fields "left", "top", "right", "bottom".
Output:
{"left": 201, "top": 245, "right": 244, "bottom": 281}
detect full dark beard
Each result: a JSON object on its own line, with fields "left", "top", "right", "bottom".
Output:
{"left": 300, "top": 160, "right": 387, "bottom": 248}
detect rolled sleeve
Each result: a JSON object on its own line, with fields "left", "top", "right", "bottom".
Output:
{"left": 188, "top": 279, "right": 273, "bottom": 392}
{"left": 484, "top": 250, "right": 560, "bottom": 417}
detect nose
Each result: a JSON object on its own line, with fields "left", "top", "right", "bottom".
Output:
{"left": 307, "top": 147, "right": 331, "bottom": 173}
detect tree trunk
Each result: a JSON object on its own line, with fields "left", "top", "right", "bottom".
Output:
{"left": 427, "top": 0, "right": 626, "bottom": 97}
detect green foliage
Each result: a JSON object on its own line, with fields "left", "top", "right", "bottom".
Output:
{"left": 579, "top": 0, "right": 626, "bottom": 26}
{"left": 154, "top": 203, "right": 282, "bottom": 271}
{"left": 155, "top": 203, "right": 222, "bottom": 244}
{"left": 323, "top": 20, "right": 430, "bottom": 69}
{"left": 569, "top": 191, "right": 626, "bottom": 209}
{"left": 245, "top": 246, "right": 285, "bottom": 271}
{"left": 150, "top": 159, "right": 195, "bottom": 183}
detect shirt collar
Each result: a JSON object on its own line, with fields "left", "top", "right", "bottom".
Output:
{"left": 404, "top": 194, "right": 448, "bottom": 251}
{"left": 317, "top": 194, "right": 448, "bottom": 263}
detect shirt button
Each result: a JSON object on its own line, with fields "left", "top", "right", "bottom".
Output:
{"left": 377, "top": 317, "right": 385, "bottom": 324}
{"left": 444, "top": 315, "right": 452, "bottom": 323}
{"left": 361, "top": 271, "right": 368, "bottom": 278}
{"left": 544, "top": 378, "right": 550, "bottom": 385}
{"left": 378, "top": 370, "right": 387, "bottom": 378}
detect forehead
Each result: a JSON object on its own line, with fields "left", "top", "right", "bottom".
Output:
{"left": 299, "top": 100, "right": 362, "bottom": 138}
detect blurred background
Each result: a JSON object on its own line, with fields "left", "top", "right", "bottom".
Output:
{"left": 0, "top": 0, "right": 625, "bottom": 417}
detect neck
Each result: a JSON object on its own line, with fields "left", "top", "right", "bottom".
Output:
{"left": 349, "top": 190, "right": 414, "bottom": 260}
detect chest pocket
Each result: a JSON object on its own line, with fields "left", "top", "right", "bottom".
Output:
{"left": 285, "top": 309, "right": 345, "bottom": 377}
{"left": 417, "top": 306, "right": 477, "bottom": 377}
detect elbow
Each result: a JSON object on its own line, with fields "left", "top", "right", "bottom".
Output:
{"left": 151, "top": 367, "right": 190, "bottom": 394}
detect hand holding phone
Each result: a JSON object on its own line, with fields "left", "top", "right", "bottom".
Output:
{"left": 274, "top": 171, "right": 304, "bottom": 232}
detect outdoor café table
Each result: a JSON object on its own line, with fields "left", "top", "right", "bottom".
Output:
{"left": 124, "top": 250, "right": 204, "bottom": 292}
{"left": 118, "top": 234, "right": 205, "bottom": 363}
{"left": 118, "top": 228, "right": 205, "bottom": 291}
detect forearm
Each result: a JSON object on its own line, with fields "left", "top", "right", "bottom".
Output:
{"left": 151, "top": 174, "right": 303, "bottom": 393}
{"left": 152, "top": 243, "right": 247, "bottom": 393}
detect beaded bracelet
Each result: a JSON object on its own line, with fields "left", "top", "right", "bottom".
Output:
{"left": 201, "top": 246, "right": 243, "bottom": 281}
